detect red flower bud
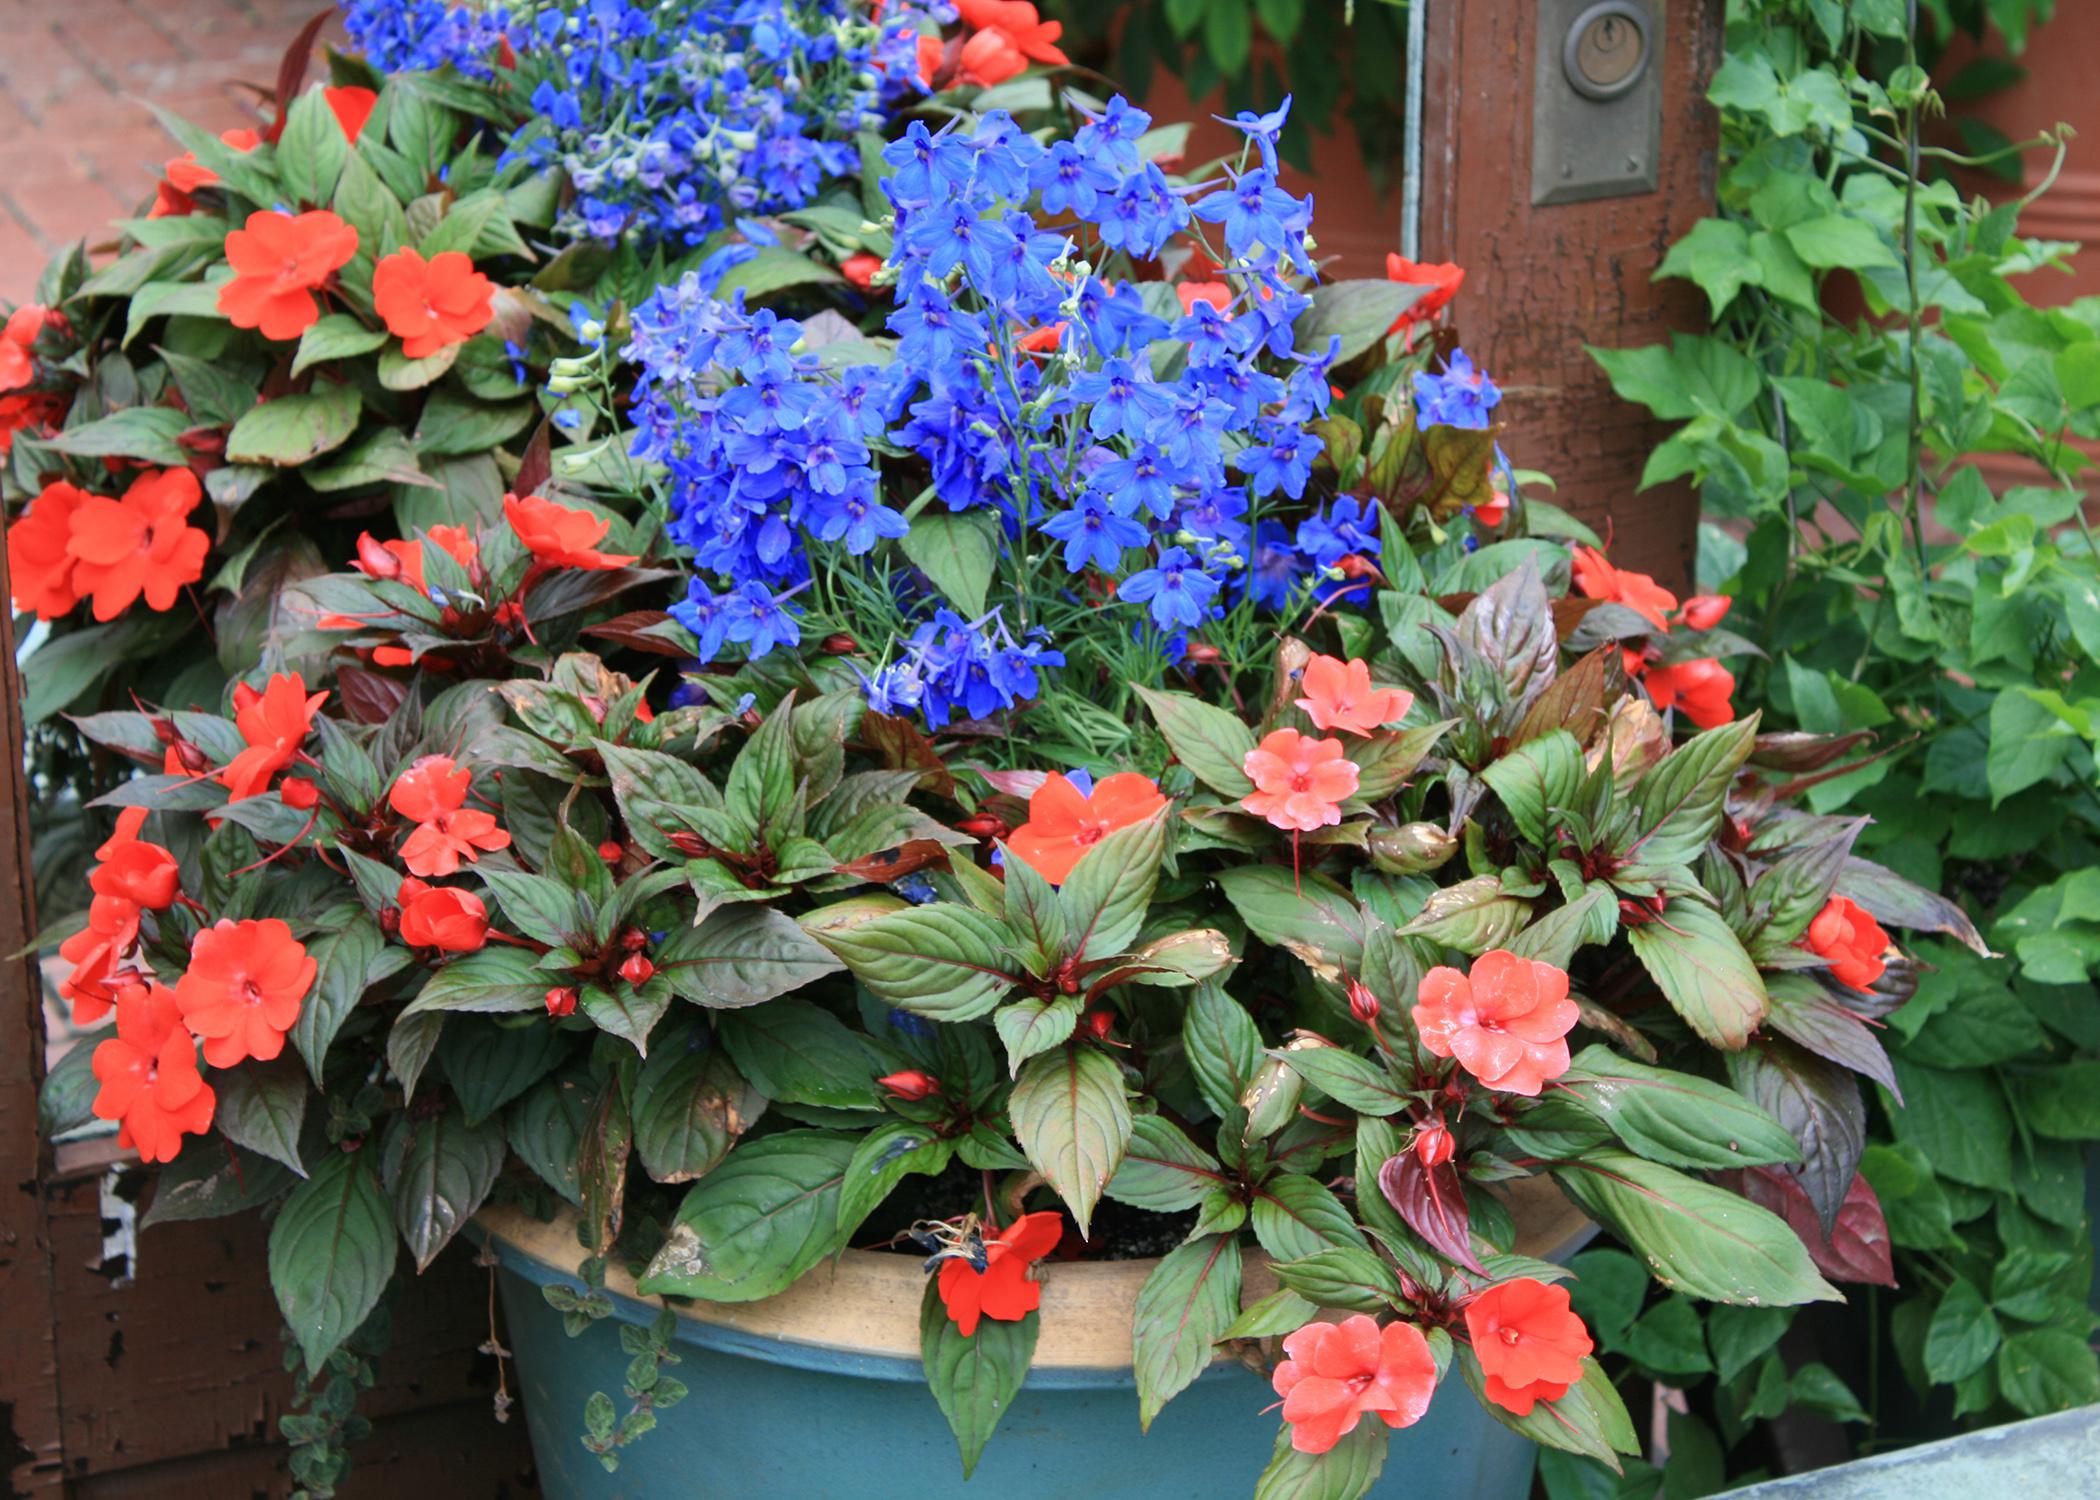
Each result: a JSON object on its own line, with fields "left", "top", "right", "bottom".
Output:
{"left": 620, "top": 927, "right": 649, "bottom": 951}
{"left": 1335, "top": 553, "right": 1382, "bottom": 581}
{"left": 495, "top": 600, "right": 526, "bottom": 630}
{"left": 1083, "top": 1009, "right": 1113, "bottom": 1040}
{"left": 1414, "top": 1119, "right": 1454, "bottom": 1167}
{"left": 280, "top": 777, "right": 319, "bottom": 810}
{"left": 618, "top": 952, "right": 655, "bottom": 987}
{"left": 597, "top": 839, "right": 624, "bottom": 863}
{"left": 1345, "top": 976, "right": 1381, "bottom": 1025}
{"left": 1183, "top": 640, "right": 1223, "bottom": 665}
{"left": 878, "top": 1069, "right": 940, "bottom": 1101}
{"left": 668, "top": 829, "right": 709, "bottom": 857}
{"left": 355, "top": 531, "right": 405, "bottom": 581}
{"left": 956, "top": 813, "right": 1008, "bottom": 841}
{"left": 1680, "top": 594, "right": 1732, "bottom": 631}
{"left": 820, "top": 632, "right": 862, "bottom": 655}
{"left": 545, "top": 985, "right": 579, "bottom": 1017}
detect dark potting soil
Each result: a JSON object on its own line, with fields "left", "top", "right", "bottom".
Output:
{"left": 856, "top": 1156, "right": 1196, "bottom": 1262}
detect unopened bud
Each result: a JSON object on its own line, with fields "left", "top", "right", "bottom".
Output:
{"left": 280, "top": 777, "right": 319, "bottom": 810}
{"left": 545, "top": 986, "right": 579, "bottom": 1017}
{"left": 878, "top": 1069, "right": 940, "bottom": 1101}
{"left": 1346, "top": 976, "right": 1381, "bottom": 1025}
{"left": 1414, "top": 1118, "right": 1454, "bottom": 1167}
{"left": 618, "top": 953, "right": 655, "bottom": 987}
{"left": 1083, "top": 1009, "right": 1113, "bottom": 1040}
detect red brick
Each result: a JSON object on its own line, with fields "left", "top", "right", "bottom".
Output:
{"left": 0, "top": 220, "right": 49, "bottom": 307}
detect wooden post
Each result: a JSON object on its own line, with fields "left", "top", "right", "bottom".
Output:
{"left": 1418, "top": 0, "right": 1722, "bottom": 588}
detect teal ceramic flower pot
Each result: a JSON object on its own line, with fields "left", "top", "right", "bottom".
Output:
{"left": 481, "top": 1186, "right": 1593, "bottom": 1500}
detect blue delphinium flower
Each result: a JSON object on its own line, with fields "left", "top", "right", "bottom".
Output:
{"left": 858, "top": 610, "right": 1064, "bottom": 729}
{"left": 1412, "top": 348, "right": 1502, "bottom": 429}
{"left": 340, "top": 0, "right": 512, "bottom": 75}
{"left": 1119, "top": 547, "right": 1222, "bottom": 631}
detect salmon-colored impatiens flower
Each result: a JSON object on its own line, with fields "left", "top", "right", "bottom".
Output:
{"left": 389, "top": 755, "right": 512, "bottom": 877}
{"left": 58, "top": 893, "right": 143, "bottom": 1025}
{"left": 175, "top": 917, "right": 317, "bottom": 1068}
{"left": 938, "top": 1211, "right": 1063, "bottom": 1337}
{"left": 1679, "top": 594, "right": 1732, "bottom": 631}
{"left": 90, "top": 808, "right": 180, "bottom": 910}
{"left": 1242, "top": 729, "right": 1360, "bottom": 832}
{"left": 324, "top": 85, "right": 378, "bottom": 141}
{"left": 1005, "top": 771, "right": 1167, "bottom": 884}
{"left": 1295, "top": 654, "right": 1413, "bottom": 737}
{"left": 91, "top": 981, "right": 215, "bottom": 1165}
{"left": 1570, "top": 544, "right": 1678, "bottom": 633}
{"left": 1803, "top": 895, "right": 1890, "bottom": 993}
{"left": 353, "top": 524, "right": 480, "bottom": 593}
{"left": 6, "top": 479, "right": 90, "bottom": 619}
{"left": 221, "top": 672, "right": 329, "bottom": 801}
{"left": 504, "top": 493, "right": 640, "bottom": 571}
{"left": 1272, "top": 1315, "right": 1437, "bottom": 1454}
{"left": 1412, "top": 949, "right": 1578, "bottom": 1096}
{"left": 217, "top": 208, "right": 359, "bottom": 340}
{"left": 396, "top": 878, "right": 491, "bottom": 952}
{"left": 1642, "top": 657, "right": 1736, "bottom": 729}
{"left": 1464, "top": 1278, "right": 1593, "bottom": 1416}
{"left": 373, "top": 247, "right": 496, "bottom": 358}
{"left": 152, "top": 127, "right": 261, "bottom": 217}
{"left": 1383, "top": 255, "right": 1465, "bottom": 337}
{"left": 0, "top": 302, "right": 43, "bottom": 391}
{"left": 64, "top": 467, "right": 211, "bottom": 622}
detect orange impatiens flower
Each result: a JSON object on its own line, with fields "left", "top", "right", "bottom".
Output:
{"left": 1464, "top": 1278, "right": 1594, "bottom": 1416}
{"left": 1412, "top": 949, "right": 1578, "bottom": 1097}
{"left": 1804, "top": 895, "right": 1890, "bottom": 993}
{"left": 938, "top": 1211, "right": 1063, "bottom": 1337}
{"left": 58, "top": 893, "right": 143, "bottom": 1025}
{"left": 64, "top": 467, "right": 211, "bottom": 622}
{"left": 90, "top": 808, "right": 180, "bottom": 910}
{"left": 221, "top": 672, "right": 329, "bottom": 801}
{"left": 1295, "top": 654, "right": 1412, "bottom": 737}
{"left": 6, "top": 479, "right": 90, "bottom": 619}
{"left": 353, "top": 524, "right": 480, "bottom": 593}
{"left": 175, "top": 917, "right": 317, "bottom": 1068}
{"left": 1005, "top": 771, "right": 1166, "bottom": 885}
{"left": 91, "top": 981, "right": 215, "bottom": 1165}
{"left": 1272, "top": 1315, "right": 1437, "bottom": 1454}
{"left": 1384, "top": 255, "right": 1465, "bottom": 336}
{"left": 1643, "top": 656, "right": 1736, "bottom": 729}
{"left": 373, "top": 247, "right": 496, "bottom": 358}
{"left": 396, "top": 877, "right": 491, "bottom": 952}
{"left": 389, "top": 755, "right": 512, "bottom": 877}
{"left": 324, "top": 85, "right": 378, "bottom": 141}
{"left": 956, "top": 26, "right": 1026, "bottom": 85}
{"left": 1570, "top": 544, "right": 1678, "bottom": 633}
{"left": 217, "top": 208, "right": 359, "bottom": 341}
{"left": 0, "top": 302, "right": 43, "bottom": 391}
{"left": 151, "top": 127, "right": 261, "bottom": 218}
{"left": 504, "top": 493, "right": 639, "bottom": 571}
{"left": 954, "top": 0, "right": 1068, "bottom": 64}
{"left": 1680, "top": 594, "right": 1732, "bottom": 631}
{"left": 1242, "top": 728, "right": 1360, "bottom": 832}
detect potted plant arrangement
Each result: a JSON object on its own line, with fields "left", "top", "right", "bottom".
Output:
{"left": 9, "top": 3, "right": 1977, "bottom": 1498}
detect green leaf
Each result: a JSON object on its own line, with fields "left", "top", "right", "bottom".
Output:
{"left": 1556, "top": 1045, "right": 1800, "bottom": 1170}
{"left": 919, "top": 1282, "right": 1037, "bottom": 1479}
{"left": 1106, "top": 1114, "right": 1226, "bottom": 1211}
{"left": 412, "top": 388, "right": 533, "bottom": 456}
{"left": 579, "top": 980, "right": 672, "bottom": 1057}
{"left": 1987, "top": 689, "right": 2072, "bottom": 804}
{"left": 1250, "top": 1172, "right": 1368, "bottom": 1262}
{"left": 994, "top": 994, "right": 1082, "bottom": 1073}
{"left": 1059, "top": 810, "right": 1168, "bottom": 960}
{"left": 1214, "top": 866, "right": 1368, "bottom": 977}
{"left": 38, "top": 1032, "right": 103, "bottom": 1137}
{"left": 214, "top": 1061, "right": 309, "bottom": 1175}
{"left": 1293, "top": 280, "right": 1423, "bottom": 366}
{"left": 632, "top": 1033, "right": 762, "bottom": 1184}
{"left": 1924, "top": 1278, "right": 2001, "bottom": 1382}
{"left": 638, "top": 1130, "right": 856, "bottom": 1300}
{"left": 1626, "top": 716, "right": 1758, "bottom": 867}
{"left": 722, "top": 689, "right": 798, "bottom": 840}
{"left": 1783, "top": 214, "right": 1901, "bottom": 271}
{"left": 381, "top": 1105, "right": 503, "bottom": 1272}
{"left": 1183, "top": 983, "right": 1262, "bottom": 1117}
{"left": 438, "top": 1020, "right": 567, "bottom": 1124}
{"left": 900, "top": 510, "right": 999, "bottom": 618}
{"left": 659, "top": 904, "right": 845, "bottom": 1009}
{"left": 803, "top": 902, "right": 1017, "bottom": 1020}
{"left": 838, "top": 1120, "right": 954, "bottom": 1237}
{"left": 1655, "top": 218, "right": 1760, "bottom": 319}
{"left": 1133, "top": 1234, "right": 1243, "bottom": 1429}
{"left": 1269, "top": 1044, "right": 1410, "bottom": 1116}
{"left": 712, "top": 245, "right": 844, "bottom": 300}
{"left": 479, "top": 869, "right": 587, "bottom": 947}
{"left": 225, "top": 386, "right": 363, "bottom": 466}
{"left": 279, "top": 87, "right": 349, "bottom": 207}
{"left": 292, "top": 912, "right": 412, "bottom": 1084}
{"left": 1253, "top": 1419, "right": 1388, "bottom": 1500}
{"left": 1010, "top": 1046, "right": 1132, "bottom": 1237}
{"left": 143, "top": 1142, "right": 296, "bottom": 1226}
{"left": 1997, "top": 1328, "right": 2100, "bottom": 1416}
{"left": 293, "top": 312, "right": 391, "bottom": 375}
{"left": 399, "top": 945, "right": 548, "bottom": 1016}
{"left": 1625, "top": 899, "right": 1768, "bottom": 1050}
{"left": 717, "top": 998, "right": 877, "bottom": 1110}
{"left": 1222, "top": 1286, "right": 1320, "bottom": 1340}
{"left": 1133, "top": 685, "right": 1257, "bottom": 798}
{"left": 42, "top": 407, "right": 190, "bottom": 466}
{"left": 1481, "top": 731, "right": 1584, "bottom": 845}
{"left": 1553, "top": 1150, "right": 1839, "bottom": 1305}
{"left": 1268, "top": 1246, "right": 1404, "bottom": 1313}
{"left": 268, "top": 1150, "right": 396, "bottom": 1368}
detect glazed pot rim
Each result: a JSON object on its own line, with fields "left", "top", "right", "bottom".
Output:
{"left": 476, "top": 1173, "right": 1591, "bottom": 1371}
